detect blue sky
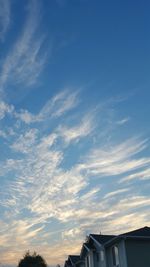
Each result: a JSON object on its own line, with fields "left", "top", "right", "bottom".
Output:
{"left": 0, "top": 0, "right": 150, "bottom": 266}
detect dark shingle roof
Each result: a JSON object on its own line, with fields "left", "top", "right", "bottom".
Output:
{"left": 80, "top": 241, "right": 95, "bottom": 259}
{"left": 69, "top": 255, "right": 81, "bottom": 265}
{"left": 64, "top": 260, "right": 71, "bottom": 267}
{"left": 121, "top": 226, "right": 150, "bottom": 237}
{"left": 90, "top": 234, "right": 116, "bottom": 244}
{"left": 104, "top": 226, "right": 150, "bottom": 247}
{"left": 84, "top": 241, "right": 95, "bottom": 250}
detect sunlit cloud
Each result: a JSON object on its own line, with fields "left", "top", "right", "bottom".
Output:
{"left": 58, "top": 113, "right": 94, "bottom": 144}
{"left": 0, "top": 90, "right": 149, "bottom": 266}
{"left": 81, "top": 138, "right": 150, "bottom": 176}
{"left": 120, "top": 167, "right": 150, "bottom": 183}
{"left": 103, "top": 188, "right": 130, "bottom": 199}
{"left": 0, "top": 0, "right": 149, "bottom": 266}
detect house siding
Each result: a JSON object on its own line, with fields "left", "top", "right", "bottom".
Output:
{"left": 89, "top": 251, "right": 94, "bottom": 267}
{"left": 105, "top": 240, "right": 127, "bottom": 267}
{"left": 93, "top": 250, "right": 106, "bottom": 267}
{"left": 125, "top": 239, "right": 150, "bottom": 267}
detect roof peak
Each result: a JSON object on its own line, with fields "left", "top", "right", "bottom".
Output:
{"left": 120, "top": 226, "right": 150, "bottom": 237}
{"left": 90, "top": 233, "right": 115, "bottom": 236}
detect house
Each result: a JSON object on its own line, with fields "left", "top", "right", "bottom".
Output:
{"left": 64, "top": 255, "right": 84, "bottom": 267}
{"left": 105, "top": 226, "right": 150, "bottom": 267}
{"left": 64, "top": 226, "right": 150, "bottom": 267}
{"left": 80, "top": 234, "right": 115, "bottom": 267}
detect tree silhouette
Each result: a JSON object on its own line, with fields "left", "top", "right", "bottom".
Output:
{"left": 18, "top": 251, "right": 48, "bottom": 267}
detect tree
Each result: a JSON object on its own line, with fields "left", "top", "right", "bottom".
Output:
{"left": 18, "top": 251, "right": 48, "bottom": 267}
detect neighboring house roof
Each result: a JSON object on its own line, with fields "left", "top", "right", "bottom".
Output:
{"left": 64, "top": 255, "right": 82, "bottom": 267}
{"left": 84, "top": 242, "right": 95, "bottom": 250}
{"left": 69, "top": 255, "right": 81, "bottom": 265}
{"left": 80, "top": 242, "right": 94, "bottom": 259}
{"left": 105, "top": 226, "right": 150, "bottom": 247}
{"left": 90, "top": 234, "right": 116, "bottom": 244}
{"left": 121, "top": 226, "right": 150, "bottom": 237}
{"left": 64, "top": 260, "right": 71, "bottom": 267}
{"left": 80, "top": 234, "right": 115, "bottom": 259}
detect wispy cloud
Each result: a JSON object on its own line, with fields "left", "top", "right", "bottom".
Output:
{"left": 120, "top": 167, "right": 150, "bottom": 183}
{"left": 40, "top": 89, "right": 79, "bottom": 119}
{"left": 103, "top": 188, "right": 130, "bottom": 199}
{"left": 0, "top": 100, "right": 14, "bottom": 119}
{"left": 14, "top": 89, "right": 79, "bottom": 123}
{"left": 81, "top": 138, "right": 150, "bottom": 176}
{"left": 11, "top": 128, "right": 38, "bottom": 153}
{"left": 0, "top": 0, "right": 11, "bottom": 41}
{"left": 0, "top": 90, "right": 150, "bottom": 266}
{"left": 0, "top": 0, "right": 47, "bottom": 90}
{"left": 58, "top": 113, "right": 94, "bottom": 144}
{"left": 0, "top": 101, "right": 14, "bottom": 120}
{"left": 116, "top": 117, "right": 130, "bottom": 125}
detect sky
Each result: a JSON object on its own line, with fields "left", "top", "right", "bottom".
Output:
{"left": 0, "top": 0, "right": 150, "bottom": 266}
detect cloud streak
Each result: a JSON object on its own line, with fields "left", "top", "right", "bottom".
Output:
{"left": 81, "top": 138, "right": 150, "bottom": 176}
{"left": 14, "top": 90, "right": 79, "bottom": 124}
{"left": 0, "top": 90, "right": 150, "bottom": 266}
{"left": 0, "top": 0, "right": 47, "bottom": 90}
{"left": 0, "top": 0, "right": 11, "bottom": 41}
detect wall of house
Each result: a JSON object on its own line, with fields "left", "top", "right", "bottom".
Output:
{"left": 89, "top": 251, "right": 94, "bottom": 267}
{"left": 93, "top": 250, "right": 106, "bottom": 267}
{"left": 105, "top": 240, "right": 127, "bottom": 267}
{"left": 85, "top": 251, "right": 94, "bottom": 267}
{"left": 125, "top": 239, "right": 150, "bottom": 267}
{"left": 77, "top": 262, "right": 85, "bottom": 267}
{"left": 93, "top": 250, "right": 98, "bottom": 267}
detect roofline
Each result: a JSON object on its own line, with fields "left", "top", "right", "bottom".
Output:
{"left": 84, "top": 243, "right": 90, "bottom": 252}
{"left": 75, "top": 259, "right": 84, "bottom": 264}
{"left": 69, "top": 256, "right": 81, "bottom": 265}
{"left": 64, "top": 260, "right": 72, "bottom": 267}
{"left": 89, "top": 234, "right": 102, "bottom": 248}
{"left": 105, "top": 235, "right": 150, "bottom": 247}
{"left": 69, "top": 256, "right": 74, "bottom": 266}
{"left": 80, "top": 243, "right": 90, "bottom": 258}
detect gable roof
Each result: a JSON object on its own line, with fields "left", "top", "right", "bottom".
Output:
{"left": 80, "top": 234, "right": 116, "bottom": 259}
{"left": 64, "top": 255, "right": 82, "bottom": 267}
{"left": 64, "top": 260, "right": 71, "bottom": 267}
{"left": 121, "top": 226, "right": 150, "bottom": 237}
{"left": 90, "top": 234, "right": 116, "bottom": 244}
{"left": 69, "top": 255, "right": 81, "bottom": 265}
{"left": 104, "top": 226, "right": 150, "bottom": 247}
{"left": 80, "top": 242, "right": 93, "bottom": 259}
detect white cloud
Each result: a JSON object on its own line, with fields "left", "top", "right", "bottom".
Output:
{"left": 81, "top": 188, "right": 100, "bottom": 201}
{"left": 0, "top": 101, "right": 14, "bottom": 119}
{"left": 58, "top": 113, "right": 94, "bottom": 143}
{"left": 120, "top": 167, "right": 150, "bottom": 183}
{"left": 14, "top": 109, "right": 36, "bottom": 124}
{"left": 11, "top": 128, "right": 38, "bottom": 153}
{"left": 116, "top": 117, "right": 130, "bottom": 125}
{"left": 0, "top": 0, "right": 47, "bottom": 90}
{"left": 0, "top": 91, "right": 150, "bottom": 266}
{"left": 14, "top": 90, "right": 79, "bottom": 124}
{"left": 103, "top": 188, "right": 129, "bottom": 199}
{"left": 81, "top": 138, "right": 150, "bottom": 176}
{"left": 39, "top": 89, "right": 79, "bottom": 119}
